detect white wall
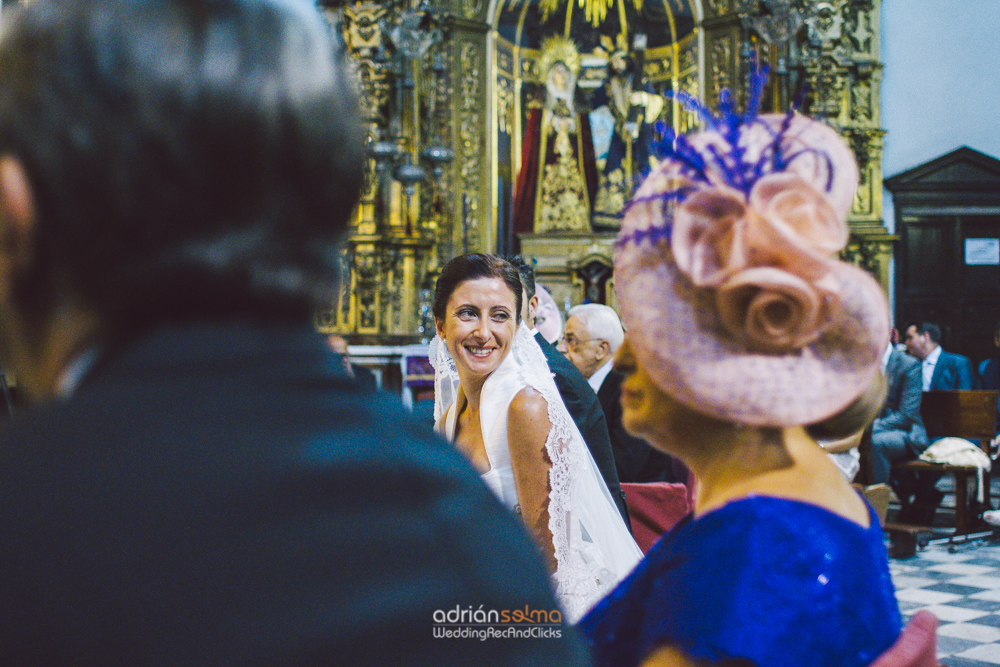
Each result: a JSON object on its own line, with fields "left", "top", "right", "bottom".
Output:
{"left": 881, "top": 0, "right": 1000, "bottom": 231}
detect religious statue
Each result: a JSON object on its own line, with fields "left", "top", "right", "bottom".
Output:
{"left": 511, "top": 37, "right": 598, "bottom": 236}
{"left": 589, "top": 35, "right": 663, "bottom": 229}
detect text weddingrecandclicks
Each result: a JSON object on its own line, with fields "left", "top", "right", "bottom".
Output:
{"left": 432, "top": 605, "right": 563, "bottom": 640}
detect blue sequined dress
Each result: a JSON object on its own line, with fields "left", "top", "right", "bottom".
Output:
{"left": 578, "top": 496, "right": 901, "bottom": 667}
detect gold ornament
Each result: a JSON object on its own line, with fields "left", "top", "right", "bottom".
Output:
{"left": 506, "top": 0, "right": 645, "bottom": 29}
{"left": 537, "top": 36, "right": 581, "bottom": 78}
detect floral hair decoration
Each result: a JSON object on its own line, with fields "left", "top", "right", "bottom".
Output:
{"left": 613, "top": 71, "right": 889, "bottom": 427}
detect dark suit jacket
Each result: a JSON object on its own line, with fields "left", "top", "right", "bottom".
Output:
{"left": 533, "top": 332, "right": 629, "bottom": 526}
{"left": 350, "top": 362, "right": 378, "bottom": 392}
{"left": 0, "top": 323, "right": 589, "bottom": 666}
{"left": 977, "top": 358, "right": 1000, "bottom": 433}
{"left": 597, "top": 369, "right": 688, "bottom": 484}
{"left": 929, "top": 349, "right": 974, "bottom": 391}
{"left": 874, "top": 348, "right": 928, "bottom": 455}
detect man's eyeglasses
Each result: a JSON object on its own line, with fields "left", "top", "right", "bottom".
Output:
{"left": 561, "top": 333, "right": 596, "bottom": 348}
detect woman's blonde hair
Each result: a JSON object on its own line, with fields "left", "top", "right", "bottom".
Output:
{"left": 806, "top": 372, "right": 888, "bottom": 442}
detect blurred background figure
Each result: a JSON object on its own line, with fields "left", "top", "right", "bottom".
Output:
{"left": 899, "top": 320, "right": 974, "bottom": 523}
{"left": 871, "top": 338, "right": 930, "bottom": 523}
{"left": 326, "top": 334, "right": 377, "bottom": 391}
{"left": 0, "top": 1, "right": 590, "bottom": 664}
{"left": 905, "top": 322, "right": 973, "bottom": 391}
{"left": 534, "top": 284, "right": 563, "bottom": 344}
{"left": 977, "top": 320, "right": 1000, "bottom": 461}
{"left": 977, "top": 319, "right": 1000, "bottom": 391}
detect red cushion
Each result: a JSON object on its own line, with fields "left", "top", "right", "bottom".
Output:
{"left": 620, "top": 482, "right": 692, "bottom": 553}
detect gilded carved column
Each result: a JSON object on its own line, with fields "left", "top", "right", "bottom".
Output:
{"left": 446, "top": 4, "right": 493, "bottom": 260}
{"left": 708, "top": 0, "right": 891, "bottom": 291}
{"left": 797, "top": 0, "right": 891, "bottom": 290}
{"left": 321, "top": 2, "right": 452, "bottom": 340}
{"left": 702, "top": 0, "right": 742, "bottom": 111}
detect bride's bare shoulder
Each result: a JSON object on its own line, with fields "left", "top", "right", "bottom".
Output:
{"left": 507, "top": 387, "right": 551, "bottom": 451}
{"left": 509, "top": 386, "right": 547, "bottom": 419}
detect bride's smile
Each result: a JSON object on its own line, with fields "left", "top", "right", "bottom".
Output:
{"left": 435, "top": 276, "right": 519, "bottom": 381}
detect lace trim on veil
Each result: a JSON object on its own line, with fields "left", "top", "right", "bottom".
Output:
{"left": 428, "top": 335, "right": 459, "bottom": 426}
{"left": 508, "top": 325, "right": 622, "bottom": 621}
{"left": 431, "top": 325, "right": 637, "bottom": 622}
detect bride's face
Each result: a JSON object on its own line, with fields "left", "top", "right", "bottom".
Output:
{"left": 435, "top": 277, "right": 519, "bottom": 381}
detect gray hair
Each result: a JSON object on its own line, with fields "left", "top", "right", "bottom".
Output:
{"left": 0, "top": 0, "right": 364, "bottom": 331}
{"left": 567, "top": 303, "right": 624, "bottom": 353}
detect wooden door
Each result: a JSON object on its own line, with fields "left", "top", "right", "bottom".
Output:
{"left": 897, "top": 214, "right": 1000, "bottom": 364}
{"left": 886, "top": 146, "right": 1000, "bottom": 369}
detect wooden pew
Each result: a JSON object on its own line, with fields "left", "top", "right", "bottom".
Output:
{"left": 890, "top": 390, "right": 998, "bottom": 536}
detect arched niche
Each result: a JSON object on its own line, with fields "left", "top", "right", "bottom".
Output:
{"left": 485, "top": 0, "right": 704, "bottom": 309}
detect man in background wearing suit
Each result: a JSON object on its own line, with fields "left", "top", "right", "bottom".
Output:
{"left": 899, "top": 321, "right": 974, "bottom": 523}
{"left": 561, "top": 304, "right": 687, "bottom": 484}
{"left": 0, "top": 1, "right": 589, "bottom": 664}
{"left": 870, "top": 342, "right": 931, "bottom": 522}
{"left": 905, "top": 322, "right": 974, "bottom": 392}
{"left": 507, "top": 256, "right": 630, "bottom": 527}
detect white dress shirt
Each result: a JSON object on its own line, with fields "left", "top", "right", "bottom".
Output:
{"left": 588, "top": 358, "right": 614, "bottom": 394}
{"left": 922, "top": 345, "right": 942, "bottom": 392}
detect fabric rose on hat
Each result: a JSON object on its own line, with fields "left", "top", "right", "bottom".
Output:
{"left": 671, "top": 185, "right": 748, "bottom": 287}
{"left": 743, "top": 173, "right": 847, "bottom": 278}
{"left": 715, "top": 267, "right": 840, "bottom": 353}
{"left": 671, "top": 171, "right": 848, "bottom": 353}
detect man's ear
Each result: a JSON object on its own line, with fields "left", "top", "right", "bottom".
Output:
{"left": 596, "top": 340, "right": 611, "bottom": 361}
{"left": 0, "top": 155, "right": 36, "bottom": 299}
{"left": 528, "top": 295, "right": 539, "bottom": 324}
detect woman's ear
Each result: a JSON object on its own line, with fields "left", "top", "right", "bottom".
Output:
{"left": 0, "top": 155, "right": 36, "bottom": 302}
{"left": 435, "top": 318, "right": 445, "bottom": 340}
{"left": 0, "top": 156, "right": 34, "bottom": 233}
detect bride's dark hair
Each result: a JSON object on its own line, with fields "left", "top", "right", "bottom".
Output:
{"left": 433, "top": 253, "right": 523, "bottom": 324}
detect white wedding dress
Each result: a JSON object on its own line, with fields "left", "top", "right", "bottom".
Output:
{"left": 431, "top": 324, "right": 642, "bottom": 622}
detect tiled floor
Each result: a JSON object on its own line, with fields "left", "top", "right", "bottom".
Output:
{"left": 891, "top": 539, "right": 1000, "bottom": 666}
{"left": 888, "top": 474, "right": 1000, "bottom": 665}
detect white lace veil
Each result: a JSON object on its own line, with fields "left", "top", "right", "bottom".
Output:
{"left": 430, "top": 323, "right": 642, "bottom": 622}
{"left": 428, "top": 334, "right": 459, "bottom": 427}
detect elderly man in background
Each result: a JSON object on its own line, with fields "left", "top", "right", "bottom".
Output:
{"left": 0, "top": 1, "right": 590, "bottom": 664}
{"left": 561, "top": 304, "right": 687, "bottom": 484}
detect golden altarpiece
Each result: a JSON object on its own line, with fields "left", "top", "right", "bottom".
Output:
{"left": 319, "top": 0, "right": 892, "bottom": 366}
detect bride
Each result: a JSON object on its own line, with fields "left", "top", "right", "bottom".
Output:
{"left": 430, "top": 253, "right": 642, "bottom": 622}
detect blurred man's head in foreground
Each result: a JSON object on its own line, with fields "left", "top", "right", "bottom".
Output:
{"left": 0, "top": 0, "right": 365, "bottom": 398}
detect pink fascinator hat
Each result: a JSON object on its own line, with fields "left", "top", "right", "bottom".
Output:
{"left": 614, "top": 80, "right": 889, "bottom": 427}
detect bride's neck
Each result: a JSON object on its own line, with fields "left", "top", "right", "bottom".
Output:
{"left": 457, "top": 371, "right": 487, "bottom": 411}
